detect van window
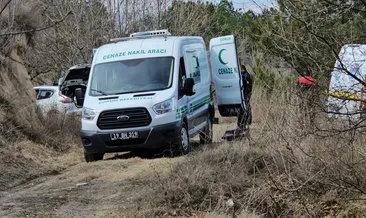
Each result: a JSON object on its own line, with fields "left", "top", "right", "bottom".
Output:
{"left": 178, "top": 57, "right": 187, "bottom": 99}
{"left": 90, "top": 57, "right": 174, "bottom": 96}
{"left": 185, "top": 50, "right": 201, "bottom": 84}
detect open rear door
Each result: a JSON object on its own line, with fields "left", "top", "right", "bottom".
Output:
{"left": 209, "top": 35, "right": 244, "bottom": 117}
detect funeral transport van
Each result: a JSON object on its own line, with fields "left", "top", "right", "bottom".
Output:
{"left": 78, "top": 30, "right": 245, "bottom": 161}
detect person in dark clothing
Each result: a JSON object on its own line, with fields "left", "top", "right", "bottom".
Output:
{"left": 237, "top": 64, "right": 253, "bottom": 129}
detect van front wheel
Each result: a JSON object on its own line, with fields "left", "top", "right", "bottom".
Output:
{"left": 84, "top": 151, "right": 104, "bottom": 162}
{"left": 174, "top": 122, "right": 190, "bottom": 155}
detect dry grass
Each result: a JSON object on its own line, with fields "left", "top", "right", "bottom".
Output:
{"left": 0, "top": 108, "right": 82, "bottom": 191}
{"left": 135, "top": 86, "right": 366, "bottom": 217}
{"left": 37, "top": 110, "right": 81, "bottom": 151}
{"left": 0, "top": 140, "right": 82, "bottom": 191}
{"left": 0, "top": 76, "right": 81, "bottom": 191}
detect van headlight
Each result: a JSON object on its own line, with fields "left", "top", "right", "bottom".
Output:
{"left": 82, "top": 107, "right": 96, "bottom": 120}
{"left": 153, "top": 98, "right": 175, "bottom": 115}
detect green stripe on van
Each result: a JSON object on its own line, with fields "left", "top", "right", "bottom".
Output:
{"left": 176, "top": 95, "right": 211, "bottom": 120}
{"left": 190, "top": 95, "right": 211, "bottom": 112}
{"left": 176, "top": 105, "right": 188, "bottom": 119}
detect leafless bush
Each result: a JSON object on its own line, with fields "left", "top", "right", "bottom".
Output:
{"left": 36, "top": 109, "right": 81, "bottom": 151}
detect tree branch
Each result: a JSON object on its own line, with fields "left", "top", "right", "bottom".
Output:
{"left": 0, "top": 11, "right": 72, "bottom": 37}
{"left": 290, "top": 13, "right": 366, "bottom": 88}
{"left": 0, "top": 0, "right": 11, "bottom": 16}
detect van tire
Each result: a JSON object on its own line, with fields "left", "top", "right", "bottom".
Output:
{"left": 200, "top": 116, "right": 213, "bottom": 144}
{"left": 84, "top": 151, "right": 104, "bottom": 162}
{"left": 171, "top": 122, "right": 190, "bottom": 156}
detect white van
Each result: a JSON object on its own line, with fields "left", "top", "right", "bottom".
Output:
{"left": 79, "top": 30, "right": 245, "bottom": 161}
{"left": 327, "top": 44, "right": 366, "bottom": 120}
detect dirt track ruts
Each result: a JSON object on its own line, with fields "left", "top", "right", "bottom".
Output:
{"left": 0, "top": 152, "right": 180, "bottom": 217}
{"left": 0, "top": 123, "right": 236, "bottom": 217}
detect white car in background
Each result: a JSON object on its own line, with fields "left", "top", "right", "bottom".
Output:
{"left": 35, "top": 64, "right": 91, "bottom": 116}
{"left": 34, "top": 85, "right": 79, "bottom": 115}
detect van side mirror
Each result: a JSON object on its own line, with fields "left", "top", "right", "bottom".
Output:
{"left": 75, "top": 88, "right": 85, "bottom": 107}
{"left": 184, "top": 78, "right": 195, "bottom": 96}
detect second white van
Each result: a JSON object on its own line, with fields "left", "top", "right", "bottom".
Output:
{"left": 328, "top": 44, "right": 366, "bottom": 120}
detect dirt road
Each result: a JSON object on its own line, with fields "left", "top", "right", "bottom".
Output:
{"left": 0, "top": 151, "right": 181, "bottom": 217}
{"left": 0, "top": 123, "right": 235, "bottom": 217}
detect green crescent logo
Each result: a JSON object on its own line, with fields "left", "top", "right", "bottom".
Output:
{"left": 218, "top": 49, "right": 228, "bottom": 65}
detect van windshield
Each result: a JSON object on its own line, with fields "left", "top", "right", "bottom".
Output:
{"left": 89, "top": 57, "right": 174, "bottom": 96}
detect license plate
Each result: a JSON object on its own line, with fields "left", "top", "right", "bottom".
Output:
{"left": 110, "top": 131, "right": 139, "bottom": 141}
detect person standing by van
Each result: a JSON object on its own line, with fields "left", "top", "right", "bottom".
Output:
{"left": 297, "top": 72, "right": 316, "bottom": 90}
{"left": 237, "top": 64, "right": 253, "bottom": 130}
{"left": 297, "top": 71, "right": 317, "bottom": 125}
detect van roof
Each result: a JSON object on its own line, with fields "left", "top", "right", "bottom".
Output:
{"left": 339, "top": 44, "right": 366, "bottom": 62}
{"left": 93, "top": 36, "right": 203, "bottom": 64}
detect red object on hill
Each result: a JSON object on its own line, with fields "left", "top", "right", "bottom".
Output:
{"left": 298, "top": 75, "right": 316, "bottom": 87}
